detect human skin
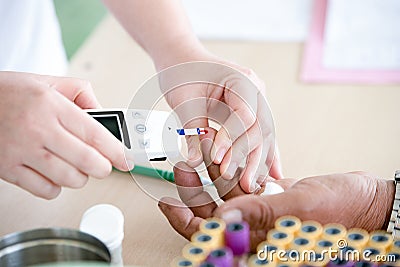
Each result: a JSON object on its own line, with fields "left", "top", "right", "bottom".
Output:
{"left": 0, "top": 72, "right": 130, "bottom": 199}
{"left": 103, "top": 0, "right": 283, "bottom": 192}
{"left": 158, "top": 128, "right": 394, "bottom": 250}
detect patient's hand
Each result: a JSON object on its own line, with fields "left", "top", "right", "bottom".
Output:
{"left": 158, "top": 128, "right": 394, "bottom": 249}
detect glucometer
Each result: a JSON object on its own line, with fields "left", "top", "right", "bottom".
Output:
{"left": 86, "top": 109, "right": 182, "bottom": 162}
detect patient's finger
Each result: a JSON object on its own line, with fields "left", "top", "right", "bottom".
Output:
{"left": 158, "top": 197, "right": 205, "bottom": 240}
{"left": 201, "top": 127, "right": 247, "bottom": 200}
{"left": 174, "top": 161, "right": 217, "bottom": 218}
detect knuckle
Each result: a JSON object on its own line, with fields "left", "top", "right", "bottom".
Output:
{"left": 78, "top": 79, "right": 93, "bottom": 92}
{"left": 86, "top": 129, "right": 103, "bottom": 149}
{"left": 75, "top": 149, "right": 97, "bottom": 172}
{"left": 241, "top": 109, "right": 257, "bottom": 127}
{"left": 232, "top": 143, "right": 248, "bottom": 161}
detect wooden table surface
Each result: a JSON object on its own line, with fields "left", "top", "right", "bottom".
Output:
{"left": 1, "top": 15, "right": 399, "bottom": 266}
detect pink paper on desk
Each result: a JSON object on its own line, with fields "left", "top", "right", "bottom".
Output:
{"left": 301, "top": 0, "right": 400, "bottom": 84}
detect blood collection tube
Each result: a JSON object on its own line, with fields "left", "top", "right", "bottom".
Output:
{"left": 267, "top": 229, "right": 294, "bottom": 249}
{"left": 322, "top": 223, "right": 347, "bottom": 242}
{"left": 225, "top": 221, "right": 250, "bottom": 256}
{"left": 346, "top": 229, "right": 369, "bottom": 250}
{"left": 182, "top": 243, "right": 208, "bottom": 263}
{"left": 206, "top": 247, "right": 234, "bottom": 267}
{"left": 200, "top": 218, "right": 226, "bottom": 248}
{"left": 170, "top": 257, "right": 195, "bottom": 267}
{"left": 191, "top": 231, "right": 220, "bottom": 251}
{"left": 298, "top": 221, "right": 323, "bottom": 240}
{"left": 368, "top": 231, "right": 392, "bottom": 252}
{"left": 275, "top": 216, "right": 302, "bottom": 235}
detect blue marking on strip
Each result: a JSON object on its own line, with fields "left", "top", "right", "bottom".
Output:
{"left": 176, "top": 129, "right": 185, "bottom": 135}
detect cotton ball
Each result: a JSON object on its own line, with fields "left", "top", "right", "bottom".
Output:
{"left": 260, "top": 182, "right": 284, "bottom": 196}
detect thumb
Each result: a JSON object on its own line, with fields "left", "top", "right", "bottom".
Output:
{"left": 40, "top": 75, "right": 101, "bottom": 109}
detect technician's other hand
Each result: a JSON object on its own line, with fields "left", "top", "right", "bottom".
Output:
{"left": 158, "top": 52, "right": 283, "bottom": 193}
{"left": 0, "top": 72, "right": 131, "bottom": 199}
{"left": 158, "top": 128, "right": 394, "bottom": 249}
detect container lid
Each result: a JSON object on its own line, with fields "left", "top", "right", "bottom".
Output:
{"left": 80, "top": 204, "right": 124, "bottom": 249}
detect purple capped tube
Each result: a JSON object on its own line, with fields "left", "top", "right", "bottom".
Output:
{"left": 225, "top": 221, "right": 250, "bottom": 256}
{"left": 206, "top": 247, "right": 233, "bottom": 267}
{"left": 327, "top": 259, "right": 354, "bottom": 267}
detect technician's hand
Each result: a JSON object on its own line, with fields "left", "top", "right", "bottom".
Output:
{"left": 158, "top": 128, "right": 394, "bottom": 250}
{"left": 0, "top": 72, "right": 131, "bottom": 199}
{"left": 158, "top": 52, "right": 283, "bottom": 193}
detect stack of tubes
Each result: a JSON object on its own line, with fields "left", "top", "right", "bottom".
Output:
{"left": 171, "top": 214, "right": 400, "bottom": 267}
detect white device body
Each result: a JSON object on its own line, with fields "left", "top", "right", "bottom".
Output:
{"left": 86, "top": 109, "right": 181, "bottom": 162}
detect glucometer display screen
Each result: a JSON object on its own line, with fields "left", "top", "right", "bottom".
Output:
{"left": 93, "top": 116, "right": 122, "bottom": 142}
{"left": 87, "top": 111, "right": 131, "bottom": 149}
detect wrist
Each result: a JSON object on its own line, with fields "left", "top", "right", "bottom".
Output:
{"left": 150, "top": 37, "right": 215, "bottom": 71}
{"left": 380, "top": 179, "right": 396, "bottom": 230}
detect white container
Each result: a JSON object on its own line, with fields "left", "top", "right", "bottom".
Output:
{"left": 80, "top": 204, "right": 124, "bottom": 266}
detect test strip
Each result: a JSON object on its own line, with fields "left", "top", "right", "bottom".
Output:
{"left": 176, "top": 128, "right": 208, "bottom": 136}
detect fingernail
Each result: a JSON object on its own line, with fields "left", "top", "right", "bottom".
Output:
{"left": 250, "top": 183, "right": 261, "bottom": 194}
{"left": 224, "top": 162, "right": 238, "bottom": 179}
{"left": 220, "top": 209, "right": 243, "bottom": 224}
{"left": 126, "top": 160, "right": 135, "bottom": 171}
{"left": 215, "top": 148, "right": 227, "bottom": 164}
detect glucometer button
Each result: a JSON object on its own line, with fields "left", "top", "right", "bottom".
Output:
{"left": 132, "top": 111, "right": 143, "bottom": 119}
{"left": 138, "top": 139, "right": 150, "bottom": 149}
{"left": 135, "top": 124, "right": 146, "bottom": 134}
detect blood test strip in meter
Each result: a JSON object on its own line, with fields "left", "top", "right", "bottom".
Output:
{"left": 176, "top": 128, "right": 208, "bottom": 136}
